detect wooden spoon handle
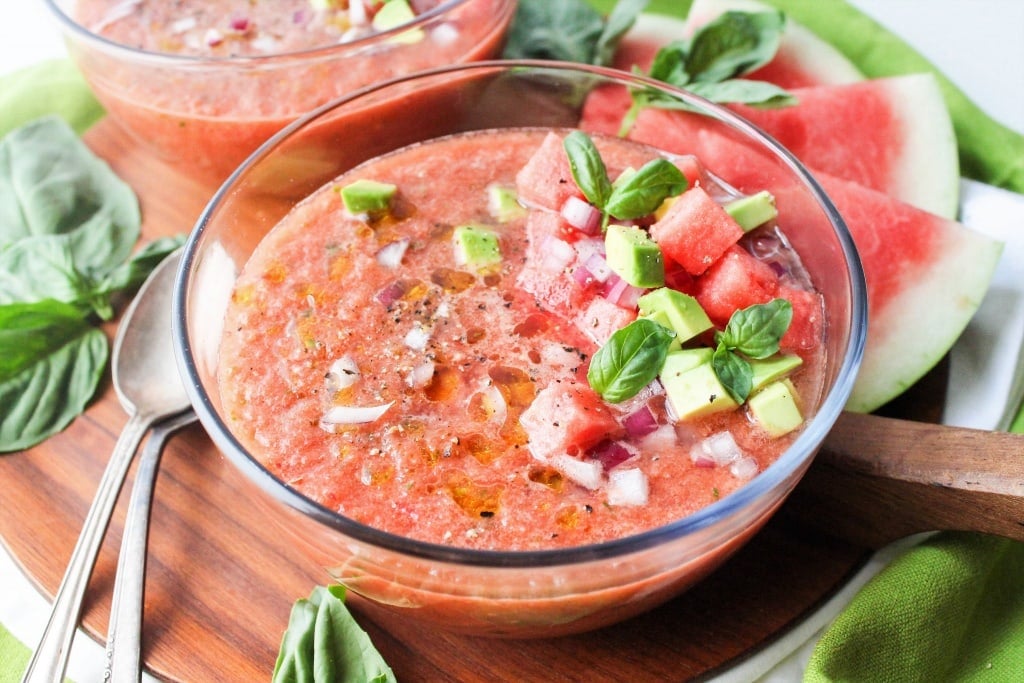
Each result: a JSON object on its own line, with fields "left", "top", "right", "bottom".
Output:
{"left": 785, "top": 411, "right": 1024, "bottom": 549}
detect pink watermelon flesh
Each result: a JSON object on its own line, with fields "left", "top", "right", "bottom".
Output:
{"left": 595, "top": 106, "right": 1002, "bottom": 412}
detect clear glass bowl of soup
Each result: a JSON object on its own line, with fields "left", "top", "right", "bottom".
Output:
{"left": 173, "top": 60, "right": 867, "bottom": 638}
{"left": 44, "top": 0, "right": 515, "bottom": 187}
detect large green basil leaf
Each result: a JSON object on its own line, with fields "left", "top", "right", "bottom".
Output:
{"left": 0, "top": 300, "right": 107, "bottom": 453}
{"left": 0, "top": 116, "right": 140, "bottom": 276}
{"left": 588, "top": 318, "right": 675, "bottom": 402}
{"left": 273, "top": 585, "right": 396, "bottom": 683}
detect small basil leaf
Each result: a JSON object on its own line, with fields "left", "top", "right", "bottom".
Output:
{"left": 502, "top": 0, "right": 604, "bottom": 63}
{"left": 712, "top": 344, "right": 753, "bottom": 404}
{"left": 273, "top": 585, "right": 396, "bottom": 683}
{"left": 685, "top": 79, "right": 798, "bottom": 108}
{"left": 563, "top": 130, "right": 613, "bottom": 209}
{"left": 684, "top": 10, "right": 787, "bottom": 84}
{"left": 588, "top": 318, "right": 675, "bottom": 403}
{"left": 593, "top": 0, "right": 651, "bottom": 67}
{"left": 646, "top": 41, "right": 691, "bottom": 88}
{"left": 97, "top": 236, "right": 188, "bottom": 301}
{"left": 0, "top": 116, "right": 141, "bottom": 277}
{"left": 0, "top": 235, "right": 94, "bottom": 310}
{"left": 0, "top": 300, "right": 107, "bottom": 453}
{"left": 605, "top": 158, "right": 688, "bottom": 219}
{"left": 718, "top": 298, "right": 793, "bottom": 359}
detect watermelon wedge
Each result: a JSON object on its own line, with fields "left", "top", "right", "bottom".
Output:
{"left": 598, "top": 107, "right": 1002, "bottom": 412}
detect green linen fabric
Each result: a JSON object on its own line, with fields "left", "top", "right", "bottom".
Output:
{"left": 0, "top": 622, "right": 30, "bottom": 683}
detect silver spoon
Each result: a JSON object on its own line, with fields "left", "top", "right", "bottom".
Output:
{"left": 22, "top": 248, "right": 192, "bottom": 683}
{"left": 104, "top": 407, "right": 197, "bottom": 682}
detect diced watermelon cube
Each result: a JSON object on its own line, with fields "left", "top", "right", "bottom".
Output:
{"left": 778, "top": 286, "right": 823, "bottom": 352}
{"left": 650, "top": 186, "right": 744, "bottom": 276}
{"left": 575, "top": 296, "right": 637, "bottom": 345}
{"left": 516, "top": 211, "right": 591, "bottom": 319}
{"left": 519, "top": 382, "right": 621, "bottom": 461}
{"left": 515, "top": 131, "right": 584, "bottom": 211}
{"left": 693, "top": 245, "right": 780, "bottom": 325}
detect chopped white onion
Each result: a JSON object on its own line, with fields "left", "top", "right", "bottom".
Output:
{"left": 403, "top": 324, "right": 430, "bottom": 351}
{"left": 690, "top": 431, "right": 745, "bottom": 467}
{"left": 170, "top": 16, "right": 197, "bottom": 34}
{"left": 730, "top": 456, "right": 760, "bottom": 480}
{"left": 551, "top": 454, "right": 604, "bottom": 490}
{"left": 607, "top": 468, "right": 649, "bottom": 506}
{"left": 348, "top": 0, "right": 369, "bottom": 26}
{"left": 406, "top": 361, "right": 435, "bottom": 388}
{"left": 376, "top": 238, "right": 410, "bottom": 268}
{"left": 560, "top": 196, "right": 602, "bottom": 235}
{"left": 539, "top": 236, "right": 576, "bottom": 274}
{"left": 250, "top": 36, "right": 280, "bottom": 53}
{"left": 325, "top": 355, "right": 360, "bottom": 392}
{"left": 478, "top": 383, "right": 508, "bottom": 424}
{"left": 91, "top": 0, "right": 142, "bottom": 33}
{"left": 204, "top": 28, "right": 224, "bottom": 46}
{"left": 430, "top": 22, "right": 459, "bottom": 46}
{"left": 320, "top": 402, "right": 394, "bottom": 430}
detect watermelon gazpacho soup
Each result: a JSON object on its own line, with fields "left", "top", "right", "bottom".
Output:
{"left": 60, "top": 0, "right": 513, "bottom": 182}
{"left": 217, "top": 128, "right": 827, "bottom": 551}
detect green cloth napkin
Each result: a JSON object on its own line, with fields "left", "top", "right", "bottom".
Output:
{"left": 0, "top": 623, "right": 30, "bottom": 683}
{"left": 0, "top": 59, "right": 103, "bottom": 138}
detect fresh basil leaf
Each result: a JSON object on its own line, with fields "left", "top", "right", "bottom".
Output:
{"left": 717, "top": 298, "right": 793, "bottom": 359}
{"left": 0, "top": 116, "right": 140, "bottom": 276}
{"left": 502, "top": 0, "right": 605, "bottom": 63}
{"left": 96, "top": 236, "right": 187, "bottom": 302}
{"left": 593, "top": 0, "right": 651, "bottom": 67}
{"left": 563, "top": 130, "right": 614, "bottom": 209}
{"left": 0, "top": 300, "right": 107, "bottom": 453}
{"left": 684, "top": 10, "right": 787, "bottom": 84}
{"left": 273, "top": 585, "right": 396, "bottom": 683}
{"left": 588, "top": 318, "right": 675, "bottom": 403}
{"left": 646, "top": 40, "right": 691, "bottom": 88}
{"left": 685, "top": 79, "right": 798, "bottom": 108}
{"left": 605, "top": 157, "right": 688, "bottom": 219}
{"left": 712, "top": 344, "right": 753, "bottom": 404}
{"left": 0, "top": 235, "right": 93, "bottom": 310}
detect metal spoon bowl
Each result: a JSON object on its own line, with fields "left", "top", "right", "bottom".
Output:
{"left": 21, "top": 249, "right": 192, "bottom": 683}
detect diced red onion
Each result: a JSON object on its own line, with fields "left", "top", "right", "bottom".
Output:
{"left": 584, "top": 253, "right": 613, "bottom": 283}
{"left": 551, "top": 454, "right": 603, "bottom": 490}
{"left": 375, "top": 238, "right": 410, "bottom": 268}
{"left": 607, "top": 468, "right": 649, "bottom": 506}
{"left": 602, "top": 275, "right": 644, "bottom": 309}
{"left": 375, "top": 280, "right": 405, "bottom": 306}
{"left": 229, "top": 16, "right": 250, "bottom": 32}
{"left": 292, "top": 10, "right": 306, "bottom": 24}
{"left": 325, "top": 355, "right": 360, "bottom": 392}
{"left": 539, "top": 235, "right": 576, "bottom": 274}
{"left": 204, "top": 28, "right": 224, "bottom": 46}
{"left": 588, "top": 439, "right": 634, "bottom": 470}
{"left": 572, "top": 264, "right": 597, "bottom": 289}
{"left": 560, "top": 196, "right": 602, "bottom": 235}
{"left": 623, "top": 405, "right": 659, "bottom": 438}
{"left": 320, "top": 402, "right": 394, "bottom": 430}
{"left": 730, "top": 456, "right": 760, "bottom": 480}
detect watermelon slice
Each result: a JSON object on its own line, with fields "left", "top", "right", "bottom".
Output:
{"left": 610, "top": 111, "right": 1002, "bottom": 412}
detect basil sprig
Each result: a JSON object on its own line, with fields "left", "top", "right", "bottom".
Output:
{"left": 563, "top": 131, "right": 688, "bottom": 227}
{"left": 621, "top": 10, "right": 797, "bottom": 134}
{"left": 588, "top": 317, "right": 675, "bottom": 403}
{"left": 273, "top": 585, "right": 396, "bottom": 683}
{"left": 503, "top": 0, "right": 650, "bottom": 66}
{"left": 712, "top": 298, "right": 793, "bottom": 403}
{"left": 0, "top": 117, "right": 184, "bottom": 452}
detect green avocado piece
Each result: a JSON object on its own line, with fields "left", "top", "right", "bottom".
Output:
{"left": 749, "top": 353, "right": 803, "bottom": 392}
{"left": 604, "top": 224, "right": 664, "bottom": 288}
{"left": 453, "top": 225, "right": 502, "bottom": 273}
{"left": 724, "top": 190, "right": 778, "bottom": 231}
{"left": 638, "top": 287, "right": 713, "bottom": 345}
{"left": 659, "top": 348, "right": 738, "bottom": 421}
{"left": 339, "top": 179, "right": 397, "bottom": 214}
{"left": 748, "top": 379, "right": 804, "bottom": 437}
{"left": 487, "top": 184, "right": 527, "bottom": 222}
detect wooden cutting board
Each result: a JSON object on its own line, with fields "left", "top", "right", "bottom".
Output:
{"left": 0, "top": 118, "right": 943, "bottom": 682}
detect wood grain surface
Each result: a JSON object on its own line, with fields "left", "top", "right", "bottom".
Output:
{"left": 1, "top": 118, "right": 946, "bottom": 682}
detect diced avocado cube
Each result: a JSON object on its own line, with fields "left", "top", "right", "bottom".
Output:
{"left": 724, "top": 190, "right": 778, "bottom": 231}
{"left": 653, "top": 194, "right": 678, "bottom": 222}
{"left": 339, "top": 179, "right": 396, "bottom": 214}
{"left": 487, "top": 184, "right": 527, "bottom": 222}
{"left": 659, "top": 349, "right": 737, "bottom": 421}
{"left": 604, "top": 224, "right": 664, "bottom": 288}
{"left": 638, "top": 287, "right": 713, "bottom": 345}
{"left": 372, "top": 0, "right": 424, "bottom": 43}
{"left": 748, "top": 379, "right": 803, "bottom": 437}
{"left": 453, "top": 225, "right": 502, "bottom": 273}
{"left": 749, "top": 353, "right": 803, "bottom": 392}
{"left": 643, "top": 310, "right": 682, "bottom": 351}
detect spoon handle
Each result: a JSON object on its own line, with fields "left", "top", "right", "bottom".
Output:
{"left": 104, "top": 409, "right": 198, "bottom": 683}
{"left": 21, "top": 411, "right": 154, "bottom": 683}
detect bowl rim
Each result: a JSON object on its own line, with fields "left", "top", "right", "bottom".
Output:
{"left": 42, "top": 0, "right": 502, "bottom": 66}
{"left": 172, "top": 59, "right": 868, "bottom": 569}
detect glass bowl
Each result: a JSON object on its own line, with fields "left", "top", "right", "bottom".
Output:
{"left": 173, "top": 60, "right": 867, "bottom": 638}
{"left": 44, "top": 0, "right": 515, "bottom": 186}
